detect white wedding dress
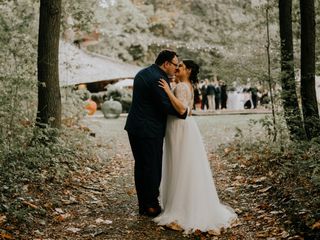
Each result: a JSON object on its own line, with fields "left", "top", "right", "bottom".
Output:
{"left": 154, "top": 82, "right": 237, "bottom": 233}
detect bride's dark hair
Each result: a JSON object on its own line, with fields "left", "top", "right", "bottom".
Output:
{"left": 183, "top": 59, "right": 200, "bottom": 84}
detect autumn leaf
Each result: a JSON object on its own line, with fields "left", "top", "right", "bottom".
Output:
{"left": 311, "top": 220, "right": 320, "bottom": 229}
{"left": 54, "top": 213, "right": 71, "bottom": 222}
{"left": 243, "top": 214, "right": 254, "bottom": 221}
{"left": 0, "top": 215, "right": 6, "bottom": 225}
{"left": 0, "top": 232, "right": 14, "bottom": 239}
{"left": 224, "top": 147, "right": 233, "bottom": 155}
{"left": 95, "top": 218, "right": 112, "bottom": 224}
{"left": 54, "top": 208, "right": 64, "bottom": 214}
{"left": 253, "top": 176, "right": 267, "bottom": 183}
{"left": 165, "top": 222, "right": 183, "bottom": 231}
{"left": 126, "top": 188, "right": 136, "bottom": 195}
{"left": 22, "top": 200, "right": 38, "bottom": 209}
{"left": 256, "top": 231, "right": 269, "bottom": 238}
{"left": 66, "top": 227, "right": 81, "bottom": 233}
{"left": 208, "top": 228, "right": 221, "bottom": 236}
{"left": 258, "top": 186, "right": 272, "bottom": 193}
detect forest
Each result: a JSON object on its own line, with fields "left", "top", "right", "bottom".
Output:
{"left": 0, "top": 0, "right": 319, "bottom": 239}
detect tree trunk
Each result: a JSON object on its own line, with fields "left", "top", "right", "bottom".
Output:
{"left": 37, "top": 0, "right": 62, "bottom": 128}
{"left": 300, "top": 0, "right": 320, "bottom": 140}
{"left": 278, "top": 0, "right": 306, "bottom": 140}
{"left": 266, "top": 2, "right": 277, "bottom": 141}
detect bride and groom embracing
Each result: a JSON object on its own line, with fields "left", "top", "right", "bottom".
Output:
{"left": 124, "top": 49, "right": 237, "bottom": 233}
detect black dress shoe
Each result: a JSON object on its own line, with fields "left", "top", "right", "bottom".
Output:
{"left": 145, "top": 207, "right": 161, "bottom": 217}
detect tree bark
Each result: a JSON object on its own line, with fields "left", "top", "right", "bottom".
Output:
{"left": 266, "top": 2, "right": 277, "bottom": 141}
{"left": 300, "top": 0, "right": 320, "bottom": 140}
{"left": 37, "top": 0, "right": 62, "bottom": 128}
{"left": 278, "top": 0, "right": 306, "bottom": 140}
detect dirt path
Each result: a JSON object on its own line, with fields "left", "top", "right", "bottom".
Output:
{"left": 41, "top": 113, "right": 291, "bottom": 239}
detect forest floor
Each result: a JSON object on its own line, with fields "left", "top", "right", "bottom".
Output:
{"left": 1, "top": 112, "right": 311, "bottom": 239}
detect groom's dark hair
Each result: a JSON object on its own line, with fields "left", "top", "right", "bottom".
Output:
{"left": 155, "top": 49, "right": 178, "bottom": 66}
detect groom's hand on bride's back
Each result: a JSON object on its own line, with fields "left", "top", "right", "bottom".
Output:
{"left": 177, "top": 107, "right": 188, "bottom": 119}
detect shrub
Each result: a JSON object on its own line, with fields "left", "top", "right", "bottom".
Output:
{"left": 220, "top": 115, "right": 320, "bottom": 238}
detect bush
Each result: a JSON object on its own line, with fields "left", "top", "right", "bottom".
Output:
{"left": 0, "top": 124, "right": 97, "bottom": 228}
{"left": 220, "top": 117, "right": 320, "bottom": 239}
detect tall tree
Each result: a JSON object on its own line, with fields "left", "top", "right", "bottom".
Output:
{"left": 37, "top": 0, "right": 62, "bottom": 128}
{"left": 278, "top": 0, "right": 306, "bottom": 140}
{"left": 300, "top": 0, "right": 320, "bottom": 140}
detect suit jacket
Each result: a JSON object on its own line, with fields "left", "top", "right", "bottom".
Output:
{"left": 125, "top": 64, "right": 187, "bottom": 138}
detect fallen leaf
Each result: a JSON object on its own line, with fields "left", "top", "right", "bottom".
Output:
{"left": 0, "top": 232, "right": 14, "bottom": 239}
{"left": 224, "top": 147, "right": 233, "bottom": 154}
{"left": 126, "top": 188, "right": 136, "bottom": 195}
{"left": 227, "top": 236, "right": 238, "bottom": 240}
{"left": 2, "top": 226, "right": 15, "bottom": 231}
{"left": 256, "top": 231, "right": 269, "bottom": 238}
{"left": 0, "top": 215, "right": 6, "bottom": 225}
{"left": 66, "top": 227, "right": 81, "bottom": 233}
{"left": 208, "top": 229, "right": 221, "bottom": 236}
{"left": 22, "top": 200, "right": 38, "bottom": 209}
{"left": 95, "top": 218, "right": 112, "bottom": 224}
{"left": 54, "top": 208, "right": 64, "bottom": 214}
{"left": 270, "top": 211, "right": 282, "bottom": 215}
{"left": 280, "top": 230, "right": 290, "bottom": 238}
{"left": 311, "top": 220, "right": 320, "bottom": 229}
{"left": 258, "top": 186, "right": 272, "bottom": 193}
{"left": 166, "top": 222, "right": 183, "bottom": 231}
{"left": 243, "top": 214, "right": 254, "bottom": 221}
{"left": 231, "top": 219, "right": 242, "bottom": 227}
{"left": 235, "top": 175, "right": 244, "bottom": 180}
{"left": 253, "top": 176, "right": 267, "bottom": 183}
{"left": 55, "top": 213, "right": 71, "bottom": 222}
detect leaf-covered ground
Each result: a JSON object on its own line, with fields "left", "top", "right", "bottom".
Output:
{"left": 1, "top": 112, "right": 317, "bottom": 239}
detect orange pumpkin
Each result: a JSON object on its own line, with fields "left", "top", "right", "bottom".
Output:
{"left": 85, "top": 99, "right": 97, "bottom": 115}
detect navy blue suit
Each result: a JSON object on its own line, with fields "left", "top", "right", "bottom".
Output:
{"left": 125, "top": 64, "right": 187, "bottom": 212}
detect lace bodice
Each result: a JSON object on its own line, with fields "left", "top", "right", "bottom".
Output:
{"left": 173, "top": 82, "right": 194, "bottom": 110}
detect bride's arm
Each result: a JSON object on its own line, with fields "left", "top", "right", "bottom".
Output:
{"left": 158, "top": 79, "right": 187, "bottom": 115}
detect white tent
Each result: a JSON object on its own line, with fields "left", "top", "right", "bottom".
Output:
{"left": 59, "top": 41, "right": 142, "bottom": 87}
{"left": 113, "top": 78, "right": 134, "bottom": 88}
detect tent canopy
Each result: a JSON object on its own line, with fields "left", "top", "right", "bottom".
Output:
{"left": 59, "top": 41, "right": 142, "bottom": 87}
{"left": 113, "top": 78, "right": 134, "bottom": 88}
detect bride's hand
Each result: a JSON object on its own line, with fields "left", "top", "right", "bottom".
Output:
{"left": 158, "top": 78, "right": 171, "bottom": 94}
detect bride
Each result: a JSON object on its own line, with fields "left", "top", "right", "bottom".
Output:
{"left": 154, "top": 59, "right": 237, "bottom": 233}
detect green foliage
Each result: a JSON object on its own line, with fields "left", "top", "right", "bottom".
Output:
{"left": 87, "top": 0, "right": 287, "bottom": 84}
{"left": 222, "top": 116, "right": 320, "bottom": 238}
{"left": 89, "top": 0, "right": 320, "bottom": 83}
{"left": 0, "top": 1, "right": 99, "bottom": 230}
{"left": 61, "top": 0, "right": 99, "bottom": 33}
{"left": 0, "top": 126, "right": 96, "bottom": 226}
{"left": 0, "top": 0, "right": 38, "bottom": 146}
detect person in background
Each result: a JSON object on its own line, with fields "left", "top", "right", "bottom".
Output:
{"left": 220, "top": 80, "right": 228, "bottom": 109}
{"left": 193, "top": 83, "right": 201, "bottom": 110}
{"left": 249, "top": 85, "right": 259, "bottom": 109}
{"left": 200, "top": 80, "right": 209, "bottom": 110}
{"left": 206, "top": 79, "right": 216, "bottom": 110}
{"left": 214, "top": 79, "right": 221, "bottom": 110}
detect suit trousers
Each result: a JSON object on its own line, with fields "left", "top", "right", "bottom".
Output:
{"left": 128, "top": 134, "right": 163, "bottom": 211}
{"left": 207, "top": 95, "right": 214, "bottom": 110}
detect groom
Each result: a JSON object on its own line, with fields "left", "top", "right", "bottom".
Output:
{"left": 125, "top": 50, "right": 188, "bottom": 217}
